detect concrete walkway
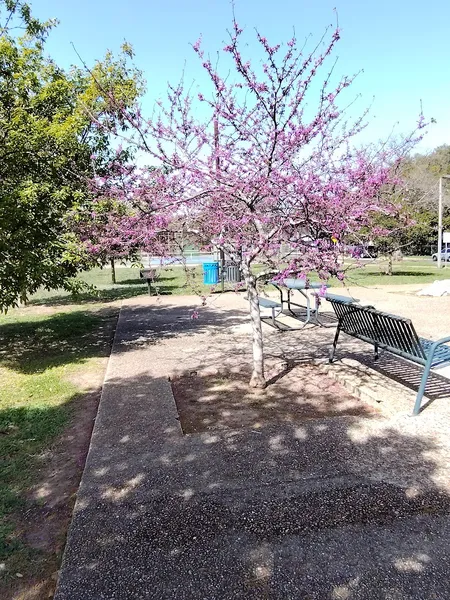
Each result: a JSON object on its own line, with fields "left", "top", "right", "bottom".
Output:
{"left": 55, "top": 293, "right": 450, "bottom": 599}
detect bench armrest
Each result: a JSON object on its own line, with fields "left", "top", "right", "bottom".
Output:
{"left": 326, "top": 294, "right": 359, "bottom": 304}
{"left": 430, "top": 335, "right": 450, "bottom": 351}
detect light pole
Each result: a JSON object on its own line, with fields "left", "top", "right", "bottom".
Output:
{"left": 438, "top": 175, "right": 450, "bottom": 269}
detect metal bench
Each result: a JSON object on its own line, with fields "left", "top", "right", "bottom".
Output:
{"left": 258, "top": 297, "right": 283, "bottom": 327}
{"left": 328, "top": 298, "right": 450, "bottom": 415}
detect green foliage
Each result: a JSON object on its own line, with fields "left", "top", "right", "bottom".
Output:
{"left": 355, "top": 146, "right": 450, "bottom": 261}
{"left": 0, "top": 1, "right": 142, "bottom": 311}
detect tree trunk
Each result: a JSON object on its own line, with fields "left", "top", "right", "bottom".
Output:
{"left": 243, "top": 266, "right": 266, "bottom": 388}
{"left": 386, "top": 254, "right": 393, "bottom": 276}
{"left": 19, "top": 289, "right": 28, "bottom": 307}
{"left": 110, "top": 258, "right": 116, "bottom": 284}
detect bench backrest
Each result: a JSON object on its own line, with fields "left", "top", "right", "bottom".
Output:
{"left": 329, "top": 299, "right": 426, "bottom": 363}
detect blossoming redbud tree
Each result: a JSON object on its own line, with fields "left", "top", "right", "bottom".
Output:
{"left": 93, "top": 19, "right": 422, "bottom": 388}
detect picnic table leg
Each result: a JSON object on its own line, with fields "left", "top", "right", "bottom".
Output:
{"left": 280, "top": 287, "right": 287, "bottom": 311}
{"left": 312, "top": 293, "right": 326, "bottom": 327}
{"left": 271, "top": 305, "right": 277, "bottom": 327}
{"left": 286, "top": 289, "right": 294, "bottom": 314}
{"left": 299, "top": 290, "right": 311, "bottom": 324}
{"left": 286, "top": 289, "right": 310, "bottom": 328}
{"left": 272, "top": 283, "right": 285, "bottom": 312}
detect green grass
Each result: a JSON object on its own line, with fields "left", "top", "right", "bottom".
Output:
{"left": 26, "top": 257, "right": 450, "bottom": 307}
{"left": 29, "top": 265, "right": 213, "bottom": 305}
{"left": 332, "top": 257, "right": 450, "bottom": 287}
{"left": 0, "top": 307, "right": 118, "bottom": 581}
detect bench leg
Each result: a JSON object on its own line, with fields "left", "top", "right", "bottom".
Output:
{"left": 329, "top": 326, "right": 341, "bottom": 363}
{"left": 374, "top": 343, "right": 379, "bottom": 361}
{"left": 412, "top": 355, "right": 434, "bottom": 416}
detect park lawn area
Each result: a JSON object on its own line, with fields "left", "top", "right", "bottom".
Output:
{"left": 0, "top": 304, "right": 119, "bottom": 599}
{"left": 27, "top": 257, "right": 450, "bottom": 307}
{"left": 339, "top": 257, "right": 450, "bottom": 287}
{"left": 29, "top": 264, "right": 212, "bottom": 305}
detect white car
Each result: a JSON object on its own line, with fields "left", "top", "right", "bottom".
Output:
{"left": 432, "top": 251, "right": 450, "bottom": 261}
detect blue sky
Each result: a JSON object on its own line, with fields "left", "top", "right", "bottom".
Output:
{"left": 32, "top": 0, "right": 450, "bottom": 154}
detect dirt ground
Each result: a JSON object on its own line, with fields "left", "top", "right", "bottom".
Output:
{"left": 171, "top": 363, "right": 379, "bottom": 434}
{"left": 1, "top": 306, "right": 118, "bottom": 600}
{"left": 9, "top": 388, "right": 102, "bottom": 600}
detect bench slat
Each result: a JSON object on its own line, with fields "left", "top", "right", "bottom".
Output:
{"left": 420, "top": 338, "right": 450, "bottom": 367}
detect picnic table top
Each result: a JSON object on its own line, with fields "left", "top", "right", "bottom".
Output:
{"left": 269, "top": 278, "right": 325, "bottom": 290}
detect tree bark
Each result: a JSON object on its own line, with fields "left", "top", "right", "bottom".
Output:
{"left": 110, "top": 257, "right": 116, "bottom": 284}
{"left": 243, "top": 266, "right": 266, "bottom": 388}
{"left": 386, "top": 254, "right": 393, "bottom": 276}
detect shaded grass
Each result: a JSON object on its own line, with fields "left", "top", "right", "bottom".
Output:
{"left": 0, "top": 307, "right": 118, "bottom": 582}
{"left": 0, "top": 309, "right": 115, "bottom": 373}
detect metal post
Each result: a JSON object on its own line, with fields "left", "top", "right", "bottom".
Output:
{"left": 438, "top": 177, "right": 443, "bottom": 269}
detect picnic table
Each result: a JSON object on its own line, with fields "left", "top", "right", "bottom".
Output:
{"left": 257, "top": 279, "right": 328, "bottom": 329}
{"left": 259, "top": 277, "right": 359, "bottom": 330}
{"left": 271, "top": 279, "right": 326, "bottom": 326}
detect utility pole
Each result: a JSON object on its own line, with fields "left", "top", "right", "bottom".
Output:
{"left": 438, "top": 175, "right": 450, "bottom": 269}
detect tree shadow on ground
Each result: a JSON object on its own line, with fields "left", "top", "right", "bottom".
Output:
{"left": 171, "top": 364, "right": 378, "bottom": 434}
{"left": 118, "top": 275, "right": 177, "bottom": 286}
{"left": 54, "top": 367, "right": 450, "bottom": 600}
{"left": 359, "top": 271, "right": 439, "bottom": 278}
{"left": 27, "top": 283, "right": 177, "bottom": 307}
{"left": 0, "top": 307, "right": 118, "bottom": 374}
{"left": 342, "top": 350, "right": 450, "bottom": 412}
{"left": 112, "top": 301, "right": 250, "bottom": 353}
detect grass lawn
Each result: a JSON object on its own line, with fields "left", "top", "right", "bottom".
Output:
{"left": 29, "top": 264, "right": 212, "bottom": 305}
{"left": 337, "top": 257, "right": 450, "bottom": 287}
{"left": 27, "top": 257, "right": 450, "bottom": 307}
{"left": 0, "top": 305, "right": 118, "bottom": 598}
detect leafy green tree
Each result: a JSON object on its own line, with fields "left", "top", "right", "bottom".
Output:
{"left": 0, "top": 1, "right": 141, "bottom": 310}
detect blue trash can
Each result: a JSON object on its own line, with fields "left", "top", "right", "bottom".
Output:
{"left": 203, "top": 262, "right": 220, "bottom": 285}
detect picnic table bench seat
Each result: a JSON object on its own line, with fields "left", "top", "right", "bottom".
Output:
{"left": 328, "top": 298, "right": 450, "bottom": 415}
{"left": 258, "top": 297, "right": 282, "bottom": 327}
{"left": 258, "top": 298, "right": 282, "bottom": 309}
{"left": 258, "top": 285, "right": 360, "bottom": 330}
